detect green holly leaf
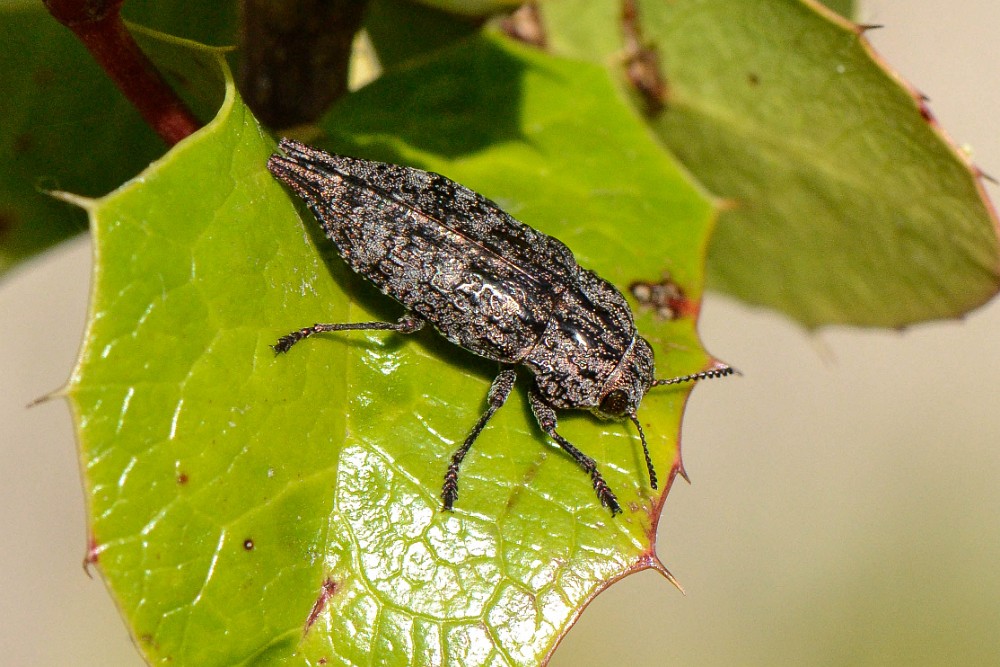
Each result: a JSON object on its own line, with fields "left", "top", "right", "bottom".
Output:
{"left": 67, "top": 30, "right": 716, "bottom": 665}
{"left": 820, "top": 0, "right": 855, "bottom": 19}
{"left": 544, "top": 0, "right": 1000, "bottom": 327}
{"left": 0, "top": 2, "right": 235, "bottom": 276}
{"left": 365, "top": 0, "right": 482, "bottom": 71}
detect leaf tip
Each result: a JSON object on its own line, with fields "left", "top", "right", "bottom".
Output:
{"left": 647, "top": 554, "right": 685, "bottom": 595}
{"left": 47, "top": 189, "right": 96, "bottom": 212}
{"left": 855, "top": 23, "right": 884, "bottom": 35}
{"left": 676, "top": 461, "right": 691, "bottom": 485}
{"left": 82, "top": 534, "right": 101, "bottom": 579}
{"left": 973, "top": 165, "right": 999, "bottom": 186}
{"left": 26, "top": 380, "right": 72, "bottom": 408}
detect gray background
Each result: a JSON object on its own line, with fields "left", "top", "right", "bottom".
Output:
{"left": 4, "top": 2, "right": 999, "bottom": 664}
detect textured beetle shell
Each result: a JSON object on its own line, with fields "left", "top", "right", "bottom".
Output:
{"left": 269, "top": 140, "right": 650, "bottom": 410}
{"left": 527, "top": 267, "right": 641, "bottom": 409}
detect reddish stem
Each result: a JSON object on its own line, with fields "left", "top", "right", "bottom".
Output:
{"left": 44, "top": 0, "right": 201, "bottom": 145}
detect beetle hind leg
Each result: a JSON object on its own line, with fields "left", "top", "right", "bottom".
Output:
{"left": 442, "top": 368, "right": 517, "bottom": 511}
{"left": 272, "top": 312, "right": 424, "bottom": 353}
{"left": 528, "top": 390, "right": 622, "bottom": 516}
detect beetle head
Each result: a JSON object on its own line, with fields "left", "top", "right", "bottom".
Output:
{"left": 594, "top": 339, "right": 738, "bottom": 493}
{"left": 592, "top": 336, "right": 658, "bottom": 488}
{"left": 594, "top": 336, "right": 655, "bottom": 420}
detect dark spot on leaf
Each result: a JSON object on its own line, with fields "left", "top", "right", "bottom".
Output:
{"left": 630, "top": 276, "right": 696, "bottom": 320}
{"left": 505, "top": 455, "right": 545, "bottom": 511}
{"left": 521, "top": 457, "right": 542, "bottom": 486}
{"left": 176, "top": 472, "right": 189, "bottom": 485}
{"left": 747, "top": 72, "right": 760, "bottom": 86}
{"left": 243, "top": 538, "right": 255, "bottom": 551}
{"left": 138, "top": 632, "right": 163, "bottom": 652}
{"left": 304, "top": 577, "right": 339, "bottom": 635}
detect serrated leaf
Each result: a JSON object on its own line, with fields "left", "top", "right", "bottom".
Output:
{"left": 69, "top": 30, "right": 716, "bottom": 666}
{"left": 0, "top": 3, "right": 234, "bottom": 276}
{"left": 543, "top": 0, "right": 1000, "bottom": 327}
{"left": 820, "top": 0, "right": 854, "bottom": 19}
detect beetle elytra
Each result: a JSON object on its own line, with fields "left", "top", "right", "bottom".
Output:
{"left": 268, "top": 139, "right": 734, "bottom": 515}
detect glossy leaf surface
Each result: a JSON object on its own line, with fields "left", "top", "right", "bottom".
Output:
{"left": 69, "top": 32, "right": 716, "bottom": 665}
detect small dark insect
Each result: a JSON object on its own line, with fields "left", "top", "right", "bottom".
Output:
{"left": 268, "top": 139, "right": 734, "bottom": 516}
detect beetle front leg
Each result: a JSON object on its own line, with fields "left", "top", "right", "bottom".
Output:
{"left": 528, "top": 390, "right": 622, "bottom": 516}
{"left": 272, "top": 312, "right": 425, "bottom": 354}
{"left": 441, "top": 368, "right": 517, "bottom": 511}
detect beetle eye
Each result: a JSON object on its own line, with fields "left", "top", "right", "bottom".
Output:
{"left": 599, "top": 389, "right": 628, "bottom": 416}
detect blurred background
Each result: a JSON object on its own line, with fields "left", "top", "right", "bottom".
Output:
{"left": 3, "top": 1, "right": 999, "bottom": 664}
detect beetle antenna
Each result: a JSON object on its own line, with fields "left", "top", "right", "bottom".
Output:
{"left": 629, "top": 413, "right": 658, "bottom": 490}
{"left": 652, "top": 364, "right": 738, "bottom": 387}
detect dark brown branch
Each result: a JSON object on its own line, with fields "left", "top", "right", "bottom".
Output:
{"left": 238, "top": 0, "right": 369, "bottom": 129}
{"left": 43, "top": 0, "right": 201, "bottom": 145}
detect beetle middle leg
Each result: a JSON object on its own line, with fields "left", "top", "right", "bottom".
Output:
{"left": 441, "top": 368, "right": 517, "bottom": 511}
{"left": 272, "top": 312, "right": 425, "bottom": 354}
{"left": 528, "top": 390, "right": 622, "bottom": 516}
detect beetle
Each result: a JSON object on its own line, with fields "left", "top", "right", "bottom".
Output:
{"left": 268, "top": 138, "right": 734, "bottom": 515}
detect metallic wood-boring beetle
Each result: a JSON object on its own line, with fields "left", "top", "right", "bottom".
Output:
{"left": 268, "top": 138, "right": 734, "bottom": 516}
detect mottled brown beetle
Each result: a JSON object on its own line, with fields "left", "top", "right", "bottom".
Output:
{"left": 268, "top": 139, "right": 734, "bottom": 515}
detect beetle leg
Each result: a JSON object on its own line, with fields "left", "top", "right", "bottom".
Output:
{"left": 272, "top": 312, "right": 424, "bottom": 354}
{"left": 528, "top": 390, "right": 622, "bottom": 516}
{"left": 441, "top": 368, "right": 517, "bottom": 511}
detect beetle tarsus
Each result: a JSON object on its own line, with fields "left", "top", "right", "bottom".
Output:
{"left": 272, "top": 327, "right": 311, "bottom": 354}
{"left": 529, "top": 390, "right": 621, "bottom": 517}
{"left": 441, "top": 368, "right": 517, "bottom": 511}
